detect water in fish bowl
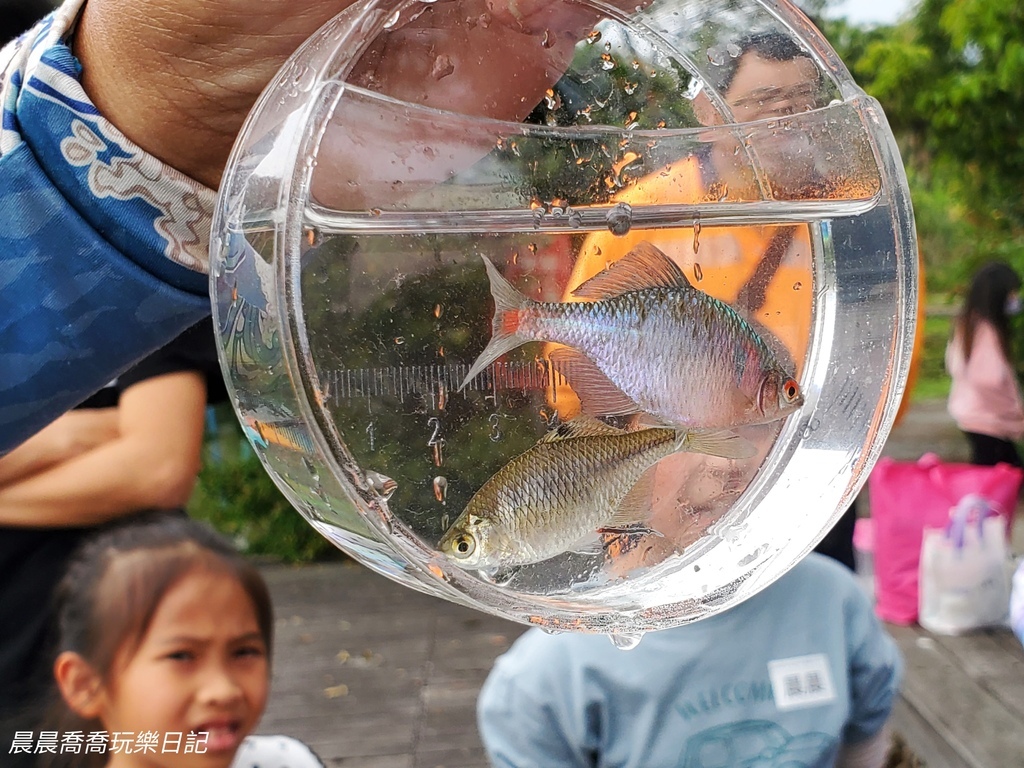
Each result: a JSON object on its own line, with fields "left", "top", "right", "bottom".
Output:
{"left": 211, "top": 0, "right": 916, "bottom": 635}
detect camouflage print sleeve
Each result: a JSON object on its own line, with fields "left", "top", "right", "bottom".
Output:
{"left": 0, "top": 0, "right": 213, "bottom": 455}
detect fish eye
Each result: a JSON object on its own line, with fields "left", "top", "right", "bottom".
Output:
{"left": 452, "top": 534, "right": 476, "bottom": 558}
{"left": 783, "top": 379, "right": 800, "bottom": 401}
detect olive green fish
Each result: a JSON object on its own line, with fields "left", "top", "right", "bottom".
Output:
{"left": 437, "top": 416, "right": 753, "bottom": 571}
{"left": 459, "top": 242, "right": 803, "bottom": 429}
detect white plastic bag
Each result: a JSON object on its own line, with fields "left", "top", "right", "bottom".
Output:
{"left": 919, "top": 495, "right": 1011, "bottom": 635}
{"left": 1010, "top": 558, "right": 1024, "bottom": 646}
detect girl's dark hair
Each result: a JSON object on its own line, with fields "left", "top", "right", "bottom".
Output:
{"left": 957, "top": 260, "right": 1022, "bottom": 362}
{"left": 39, "top": 513, "right": 273, "bottom": 768}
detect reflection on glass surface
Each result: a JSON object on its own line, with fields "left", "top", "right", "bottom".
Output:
{"left": 211, "top": 0, "right": 917, "bottom": 633}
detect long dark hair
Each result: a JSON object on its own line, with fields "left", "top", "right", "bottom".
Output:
{"left": 39, "top": 513, "right": 273, "bottom": 768}
{"left": 957, "top": 261, "right": 1022, "bottom": 362}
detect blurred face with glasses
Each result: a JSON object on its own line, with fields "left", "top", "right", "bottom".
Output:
{"left": 725, "top": 52, "right": 823, "bottom": 122}
{"left": 703, "top": 49, "right": 829, "bottom": 201}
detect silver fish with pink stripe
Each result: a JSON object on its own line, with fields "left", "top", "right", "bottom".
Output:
{"left": 460, "top": 241, "right": 803, "bottom": 429}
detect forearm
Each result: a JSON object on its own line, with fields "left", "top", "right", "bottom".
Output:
{"left": 0, "top": 410, "right": 120, "bottom": 486}
{"left": 75, "top": 0, "right": 353, "bottom": 188}
{"left": 1, "top": 4, "right": 212, "bottom": 455}
{"left": 0, "top": 436, "right": 200, "bottom": 527}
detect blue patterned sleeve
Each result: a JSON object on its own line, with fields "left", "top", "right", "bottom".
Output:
{"left": 0, "top": 0, "right": 215, "bottom": 454}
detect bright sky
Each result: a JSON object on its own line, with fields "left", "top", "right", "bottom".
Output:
{"left": 825, "top": 0, "right": 917, "bottom": 26}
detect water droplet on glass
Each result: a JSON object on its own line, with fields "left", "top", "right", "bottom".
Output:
{"left": 541, "top": 627, "right": 562, "bottom": 636}
{"left": 544, "top": 88, "right": 557, "bottom": 110}
{"left": 433, "top": 476, "right": 448, "bottom": 504}
{"left": 568, "top": 209, "right": 583, "bottom": 228}
{"left": 431, "top": 54, "right": 455, "bottom": 80}
{"left": 632, "top": 59, "right": 640, "bottom": 70}
{"left": 528, "top": 242, "right": 538, "bottom": 254}
{"left": 727, "top": 42, "right": 741, "bottom": 58}
{"left": 433, "top": 304, "right": 443, "bottom": 318}
{"left": 383, "top": 9, "right": 401, "bottom": 28}
{"left": 707, "top": 47, "right": 726, "bottom": 66}
{"left": 366, "top": 471, "right": 398, "bottom": 500}
{"left": 601, "top": 53, "right": 615, "bottom": 70}
{"left": 793, "top": 281, "right": 803, "bottom": 290}
{"left": 692, "top": 219, "right": 702, "bottom": 254}
{"left": 693, "top": 262, "right": 703, "bottom": 282}
{"left": 606, "top": 202, "right": 633, "bottom": 236}
{"left": 541, "top": 29, "right": 554, "bottom": 48}
{"left": 608, "top": 632, "right": 645, "bottom": 650}
{"left": 394, "top": 336, "right": 405, "bottom": 345}
{"left": 624, "top": 81, "right": 638, "bottom": 95}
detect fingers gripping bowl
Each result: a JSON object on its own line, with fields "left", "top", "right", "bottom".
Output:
{"left": 210, "top": 0, "right": 917, "bottom": 637}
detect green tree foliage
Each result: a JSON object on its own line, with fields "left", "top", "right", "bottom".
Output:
{"left": 822, "top": 0, "right": 1024, "bottom": 292}
{"left": 189, "top": 407, "right": 340, "bottom": 563}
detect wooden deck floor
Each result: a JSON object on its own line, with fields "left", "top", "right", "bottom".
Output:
{"left": 887, "top": 622, "right": 1024, "bottom": 768}
{"left": 257, "top": 561, "right": 523, "bottom": 768}
{"left": 256, "top": 401, "right": 1024, "bottom": 767}
{"left": 876, "top": 400, "right": 1024, "bottom": 767}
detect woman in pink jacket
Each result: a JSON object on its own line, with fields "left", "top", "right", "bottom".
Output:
{"left": 946, "top": 261, "right": 1024, "bottom": 467}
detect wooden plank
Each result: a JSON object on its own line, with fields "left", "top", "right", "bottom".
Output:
{"left": 930, "top": 629, "right": 1024, "bottom": 721}
{"left": 889, "top": 697, "right": 970, "bottom": 768}
{"left": 888, "top": 623, "right": 1024, "bottom": 767}
{"left": 325, "top": 756, "right": 413, "bottom": 768}
{"left": 258, "top": 561, "right": 521, "bottom": 767}
{"left": 413, "top": 745, "right": 488, "bottom": 768}
{"left": 303, "top": 722, "right": 417, "bottom": 759}
{"left": 986, "top": 626, "right": 1024, "bottom": 657}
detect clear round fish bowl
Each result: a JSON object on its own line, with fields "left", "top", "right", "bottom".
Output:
{"left": 211, "top": 0, "right": 917, "bottom": 637}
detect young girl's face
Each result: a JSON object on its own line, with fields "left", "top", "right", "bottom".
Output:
{"left": 97, "top": 568, "right": 269, "bottom": 768}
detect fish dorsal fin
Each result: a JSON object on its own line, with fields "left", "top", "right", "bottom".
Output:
{"left": 539, "top": 414, "right": 625, "bottom": 443}
{"left": 571, "top": 241, "right": 693, "bottom": 300}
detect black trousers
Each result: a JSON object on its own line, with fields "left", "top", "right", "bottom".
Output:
{"left": 813, "top": 502, "right": 857, "bottom": 571}
{"left": 964, "top": 431, "right": 1024, "bottom": 468}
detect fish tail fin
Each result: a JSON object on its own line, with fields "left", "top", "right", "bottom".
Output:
{"left": 675, "top": 429, "right": 756, "bottom": 460}
{"left": 459, "top": 256, "right": 531, "bottom": 391}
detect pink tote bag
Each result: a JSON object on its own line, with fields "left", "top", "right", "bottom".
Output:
{"left": 868, "top": 452, "right": 1022, "bottom": 624}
